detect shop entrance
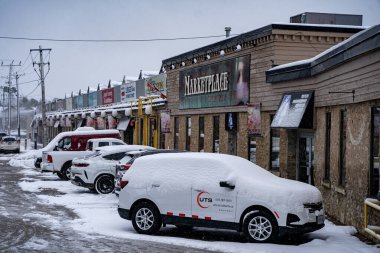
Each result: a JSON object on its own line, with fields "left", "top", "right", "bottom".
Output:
{"left": 228, "top": 131, "right": 237, "bottom": 156}
{"left": 297, "top": 132, "right": 314, "bottom": 185}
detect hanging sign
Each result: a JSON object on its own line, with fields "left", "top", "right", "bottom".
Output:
{"left": 160, "top": 110, "right": 171, "bottom": 133}
{"left": 248, "top": 104, "right": 261, "bottom": 136}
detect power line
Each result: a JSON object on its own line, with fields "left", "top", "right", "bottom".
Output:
{"left": 23, "top": 82, "right": 40, "bottom": 97}
{"left": 0, "top": 34, "right": 239, "bottom": 43}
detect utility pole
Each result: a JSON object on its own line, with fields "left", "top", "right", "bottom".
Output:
{"left": 30, "top": 45, "right": 51, "bottom": 147}
{"left": 15, "top": 72, "right": 24, "bottom": 138}
{"left": 1, "top": 60, "right": 21, "bottom": 135}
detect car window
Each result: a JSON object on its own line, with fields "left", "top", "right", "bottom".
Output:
{"left": 86, "top": 141, "right": 93, "bottom": 151}
{"left": 112, "top": 142, "right": 123, "bottom": 145}
{"left": 98, "top": 142, "right": 109, "bottom": 147}
{"left": 103, "top": 152, "right": 126, "bottom": 161}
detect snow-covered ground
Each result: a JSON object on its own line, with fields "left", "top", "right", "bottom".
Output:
{"left": 5, "top": 150, "right": 380, "bottom": 253}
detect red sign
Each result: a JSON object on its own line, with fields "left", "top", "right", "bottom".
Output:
{"left": 102, "top": 88, "right": 114, "bottom": 105}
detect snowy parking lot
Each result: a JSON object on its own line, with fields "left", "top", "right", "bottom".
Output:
{"left": 2, "top": 150, "right": 379, "bottom": 253}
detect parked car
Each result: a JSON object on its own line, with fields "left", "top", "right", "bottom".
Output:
{"left": 118, "top": 153, "right": 325, "bottom": 243}
{"left": 71, "top": 145, "right": 155, "bottom": 194}
{"left": 40, "top": 128, "right": 121, "bottom": 180}
{"left": 34, "top": 127, "right": 120, "bottom": 168}
{"left": 0, "top": 131, "right": 7, "bottom": 139}
{"left": 0, "top": 136, "right": 20, "bottom": 153}
{"left": 86, "top": 138, "right": 125, "bottom": 151}
{"left": 114, "top": 149, "right": 184, "bottom": 196}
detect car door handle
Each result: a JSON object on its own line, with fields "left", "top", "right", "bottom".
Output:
{"left": 152, "top": 184, "right": 160, "bottom": 188}
{"left": 193, "top": 189, "right": 203, "bottom": 192}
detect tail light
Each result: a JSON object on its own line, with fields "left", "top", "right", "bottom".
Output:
{"left": 74, "top": 163, "right": 89, "bottom": 167}
{"left": 47, "top": 155, "right": 53, "bottom": 163}
{"left": 120, "top": 180, "right": 129, "bottom": 189}
{"left": 120, "top": 164, "right": 131, "bottom": 171}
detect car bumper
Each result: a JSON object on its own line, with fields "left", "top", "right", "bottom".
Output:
{"left": 118, "top": 207, "right": 130, "bottom": 220}
{"left": 279, "top": 222, "right": 325, "bottom": 237}
{"left": 41, "top": 162, "right": 54, "bottom": 172}
{"left": 0, "top": 146, "right": 19, "bottom": 151}
{"left": 71, "top": 175, "right": 94, "bottom": 189}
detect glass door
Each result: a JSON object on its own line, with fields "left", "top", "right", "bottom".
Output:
{"left": 297, "top": 133, "right": 314, "bottom": 185}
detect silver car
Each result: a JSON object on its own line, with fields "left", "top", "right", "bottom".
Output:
{"left": 0, "top": 136, "right": 20, "bottom": 153}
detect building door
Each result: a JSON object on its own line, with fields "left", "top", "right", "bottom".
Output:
{"left": 297, "top": 132, "right": 314, "bottom": 185}
{"left": 228, "top": 131, "right": 237, "bottom": 155}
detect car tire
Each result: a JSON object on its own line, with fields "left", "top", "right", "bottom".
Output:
{"left": 34, "top": 158, "right": 42, "bottom": 168}
{"left": 56, "top": 172, "right": 65, "bottom": 179}
{"left": 94, "top": 175, "right": 115, "bottom": 194}
{"left": 243, "top": 210, "right": 278, "bottom": 243}
{"left": 61, "top": 162, "right": 72, "bottom": 181}
{"left": 131, "top": 201, "right": 162, "bottom": 235}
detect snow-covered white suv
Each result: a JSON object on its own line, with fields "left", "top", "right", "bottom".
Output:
{"left": 71, "top": 145, "right": 155, "bottom": 194}
{"left": 118, "top": 153, "right": 325, "bottom": 243}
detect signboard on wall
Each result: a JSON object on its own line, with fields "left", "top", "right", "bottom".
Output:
{"left": 97, "top": 117, "right": 106, "bottom": 129}
{"left": 88, "top": 92, "right": 97, "bottom": 107}
{"left": 57, "top": 99, "right": 65, "bottom": 111}
{"left": 107, "top": 115, "right": 117, "bottom": 129}
{"left": 65, "top": 117, "right": 72, "bottom": 127}
{"left": 76, "top": 95, "right": 84, "bottom": 109}
{"left": 145, "top": 73, "right": 167, "bottom": 99}
{"left": 179, "top": 55, "right": 250, "bottom": 109}
{"left": 225, "top": 112, "right": 238, "bottom": 131}
{"left": 247, "top": 104, "right": 261, "bottom": 136}
{"left": 160, "top": 110, "right": 171, "bottom": 133}
{"left": 86, "top": 116, "right": 95, "bottom": 127}
{"left": 271, "top": 91, "right": 314, "bottom": 129}
{"left": 102, "top": 88, "right": 114, "bottom": 105}
{"left": 121, "top": 82, "right": 136, "bottom": 102}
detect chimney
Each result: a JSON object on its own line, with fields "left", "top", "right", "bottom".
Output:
{"left": 225, "top": 27, "right": 231, "bottom": 38}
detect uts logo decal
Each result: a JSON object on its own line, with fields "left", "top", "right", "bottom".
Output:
{"left": 197, "top": 191, "right": 212, "bottom": 208}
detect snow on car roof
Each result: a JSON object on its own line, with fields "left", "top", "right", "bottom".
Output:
{"left": 87, "top": 138, "right": 124, "bottom": 142}
{"left": 127, "top": 152, "right": 322, "bottom": 210}
{"left": 95, "top": 145, "right": 155, "bottom": 155}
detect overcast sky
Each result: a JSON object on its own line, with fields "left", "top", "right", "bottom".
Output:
{"left": 1, "top": 0, "right": 380, "bottom": 101}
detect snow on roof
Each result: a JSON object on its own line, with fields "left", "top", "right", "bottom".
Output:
{"left": 140, "top": 71, "right": 159, "bottom": 79}
{"left": 272, "top": 22, "right": 368, "bottom": 30}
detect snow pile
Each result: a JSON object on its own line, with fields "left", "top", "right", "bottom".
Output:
{"left": 8, "top": 150, "right": 39, "bottom": 169}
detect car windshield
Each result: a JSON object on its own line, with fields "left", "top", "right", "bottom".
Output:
{"left": 2, "top": 137, "right": 15, "bottom": 142}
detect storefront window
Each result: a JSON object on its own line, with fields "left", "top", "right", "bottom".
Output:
{"left": 324, "top": 112, "right": 331, "bottom": 181}
{"left": 213, "top": 116, "right": 220, "bottom": 153}
{"left": 174, "top": 117, "right": 179, "bottom": 149}
{"left": 339, "top": 109, "right": 347, "bottom": 186}
{"left": 370, "top": 107, "right": 380, "bottom": 197}
{"left": 199, "top": 116, "right": 204, "bottom": 152}
{"left": 249, "top": 137, "right": 257, "bottom": 163}
{"left": 186, "top": 117, "right": 191, "bottom": 151}
{"left": 270, "top": 115, "right": 280, "bottom": 171}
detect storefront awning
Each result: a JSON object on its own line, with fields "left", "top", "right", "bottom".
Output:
{"left": 271, "top": 91, "right": 314, "bottom": 129}
{"left": 117, "top": 116, "right": 130, "bottom": 131}
{"left": 54, "top": 121, "right": 60, "bottom": 128}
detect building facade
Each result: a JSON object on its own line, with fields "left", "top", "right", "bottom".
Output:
{"left": 265, "top": 24, "right": 380, "bottom": 238}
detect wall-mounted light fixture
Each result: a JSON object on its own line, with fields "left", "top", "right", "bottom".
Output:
{"left": 235, "top": 44, "right": 242, "bottom": 51}
{"left": 171, "top": 64, "right": 175, "bottom": 70}
{"left": 181, "top": 61, "right": 186, "bottom": 67}
{"left": 192, "top": 58, "right": 197, "bottom": 64}
{"left": 220, "top": 50, "right": 225, "bottom": 56}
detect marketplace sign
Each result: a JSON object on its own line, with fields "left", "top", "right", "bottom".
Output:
{"left": 179, "top": 55, "right": 250, "bottom": 109}
{"left": 102, "top": 88, "right": 114, "bottom": 105}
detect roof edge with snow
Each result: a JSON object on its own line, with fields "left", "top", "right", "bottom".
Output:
{"left": 266, "top": 24, "right": 380, "bottom": 83}
{"left": 162, "top": 23, "right": 364, "bottom": 67}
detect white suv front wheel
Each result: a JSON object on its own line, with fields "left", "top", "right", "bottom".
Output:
{"left": 243, "top": 210, "right": 278, "bottom": 243}
{"left": 131, "top": 202, "right": 162, "bottom": 235}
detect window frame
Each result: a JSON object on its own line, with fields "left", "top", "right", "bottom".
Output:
{"left": 324, "top": 112, "right": 331, "bottom": 181}
{"left": 339, "top": 109, "right": 347, "bottom": 186}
